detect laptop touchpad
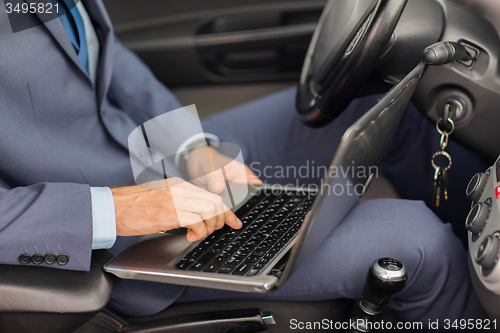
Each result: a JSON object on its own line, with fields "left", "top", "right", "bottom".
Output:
{"left": 111, "top": 233, "right": 191, "bottom": 271}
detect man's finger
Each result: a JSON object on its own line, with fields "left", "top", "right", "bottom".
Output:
{"left": 222, "top": 160, "right": 263, "bottom": 185}
{"left": 205, "top": 170, "right": 227, "bottom": 193}
{"left": 186, "top": 220, "right": 209, "bottom": 242}
{"left": 245, "top": 166, "right": 263, "bottom": 184}
{"left": 224, "top": 209, "right": 242, "bottom": 230}
{"left": 214, "top": 212, "right": 226, "bottom": 230}
{"left": 202, "top": 214, "right": 218, "bottom": 234}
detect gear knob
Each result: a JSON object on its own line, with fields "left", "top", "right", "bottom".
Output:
{"left": 360, "top": 258, "right": 407, "bottom": 314}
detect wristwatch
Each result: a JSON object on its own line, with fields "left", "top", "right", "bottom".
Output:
{"left": 175, "top": 133, "right": 220, "bottom": 176}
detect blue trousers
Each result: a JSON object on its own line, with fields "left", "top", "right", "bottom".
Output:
{"left": 108, "top": 88, "right": 485, "bottom": 326}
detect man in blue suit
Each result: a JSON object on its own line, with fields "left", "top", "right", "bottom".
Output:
{"left": 0, "top": 0, "right": 486, "bottom": 325}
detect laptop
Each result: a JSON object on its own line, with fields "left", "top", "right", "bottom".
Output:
{"left": 104, "top": 62, "right": 424, "bottom": 293}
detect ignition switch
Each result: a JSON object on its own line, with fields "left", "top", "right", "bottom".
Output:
{"left": 442, "top": 99, "right": 464, "bottom": 121}
{"left": 435, "top": 90, "right": 474, "bottom": 128}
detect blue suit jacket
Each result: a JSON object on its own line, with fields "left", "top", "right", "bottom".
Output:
{"left": 0, "top": 0, "right": 185, "bottom": 270}
{"left": 0, "top": 0, "right": 191, "bottom": 314}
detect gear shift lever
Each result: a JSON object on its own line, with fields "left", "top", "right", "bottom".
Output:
{"left": 350, "top": 258, "right": 407, "bottom": 333}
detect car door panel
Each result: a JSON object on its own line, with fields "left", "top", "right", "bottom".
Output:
{"left": 102, "top": 0, "right": 325, "bottom": 87}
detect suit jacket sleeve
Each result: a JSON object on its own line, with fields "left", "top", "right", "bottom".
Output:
{"left": 0, "top": 179, "right": 93, "bottom": 271}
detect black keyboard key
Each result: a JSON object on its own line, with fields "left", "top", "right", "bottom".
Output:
{"left": 228, "top": 256, "right": 245, "bottom": 265}
{"left": 194, "top": 244, "right": 211, "bottom": 252}
{"left": 240, "top": 246, "right": 255, "bottom": 253}
{"left": 263, "top": 252, "right": 276, "bottom": 260}
{"left": 252, "top": 249, "right": 267, "bottom": 256}
{"left": 219, "top": 263, "right": 239, "bottom": 274}
{"left": 269, "top": 245, "right": 282, "bottom": 253}
{"left": 245, "top": 240, "right": 258, "bottom": 247}
{"left": 234, "top": 246, "right": 251, "bottom": 256}
{"left": 248, "top": 223, "right": 261, "bottom": 229}
{"left": 247, "top": 269, "right": 260, "bottom": 276}
{"left": 208, "top": 247, "right": 223, "bottom": 254}
{"left": 245, "top": 255, "right": 261, "bottom": 263}
{"left": 253, "top": 263, "right": 266, "bottom": 270}
{"left": 242, "top": 214, "right": 255, "bottom": 221}
{"left": 242, "top": 228, "right": 257, "bottom": 235}
{"left": 219, "top": 235, "right": 234, "bottom": 242}
{"left": 232, "top": 263, "right": 254, "bottom": 275}
{"left": 206, "top": 234, "right": 221, "bottom": 242}
{"left": 252, "top": 218, "right": 266, "bottom": 225}
{"left": 273, "top": 212, "right": 287, "bottom": 220}
{"left": 258, "top": 257, "right": 271, "bottom": 265}
{"left": 255, "top": 231, "right": 271, "bottom": 239}
{"left": 221, "top": 248, "right": 237, "bottom": 257}
{"left": 261, "top": 239, "right": 274, "bottom": 246}
{"left": 203, "top": 265, "right": 218, "bottom": 273}
{"left": 203, "top": 257, "right": 228, "bottom": 273}
{"left": 231, "top": 239, "right": 246, "bottom": 247}
{"left": 211, "top": 243, "right": 228, "bottom": 251}
{"left": 259, "top": 212, "right": 274, "bottom": 219}
{"left": 275, "top": 226, "right": 288, "bottom": 233}
{"left": 189, "top": 253, "right": 217, "bottom": 271}
{"left": 189, "top": 262, "right": 205, "bottom": 271}
{"left": 269, "top": 218, "right": 283, "bottom": 225}
{"left": 175, "top": 260, "right": 191, "bottom": 270}
{"left": 268, "top": 234, "right": 282, "bottom": 242}
{"left": 259, "top": 245, "right": 272, "bottom": 253}
{"left": 237, "top": 234, "right": 252, "bottom": 241}
{"left": 185, "top": 251, "right": 202, "bottom": 259}
{"left": 276, "top": 241, "right": 288, "bottom": 248}
{"left": 219, "top": 252, "right": 232, "bottom": 258}
{"left": 259, "top": 240, "right": 273, "bottom": 248}
{"left": 235, "top": 250, "right": 251, "bottom": 257}
{"left": 261, "top": 225, "right": 276, "bottom": 233}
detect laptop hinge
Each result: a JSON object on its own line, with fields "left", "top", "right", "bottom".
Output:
{"left": 268, "top": 250, "right": 291, "bottom": 278}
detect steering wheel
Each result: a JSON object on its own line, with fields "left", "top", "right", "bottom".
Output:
{"left": 296, "top": 0, "right": 408, "bottom": 127}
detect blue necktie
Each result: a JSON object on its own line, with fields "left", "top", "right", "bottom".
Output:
{"left": 57, "top": 0, "right": 88, "bottom": 73}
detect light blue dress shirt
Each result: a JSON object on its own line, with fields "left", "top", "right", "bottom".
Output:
{"left": 89, "top": 187, "right": 116, "bottom": 249}
{"left": 64, "top": 1, "right": 116, "bottom": 249}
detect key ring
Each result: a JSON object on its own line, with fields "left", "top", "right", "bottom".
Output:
{"left": 431, "top": 150, "right": 452, "bottom": 171}
{"left": 439, "top": 133, "right": 449, "bottom": 150}
{"left": 436, "top": 117, "right": 455, "bottom": 136}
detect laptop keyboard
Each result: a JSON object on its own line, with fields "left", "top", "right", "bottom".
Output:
{"left": 175, "top": 190, "right": 316, "bottom": 276}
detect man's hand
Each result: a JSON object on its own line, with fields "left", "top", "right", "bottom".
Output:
{"left": 186, "top": 146, "right": 263, "bottom": 193}
{"left": 111, "top": 178, "right": 242, "bottom": 242}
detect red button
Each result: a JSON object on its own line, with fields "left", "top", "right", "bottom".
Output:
{"left": 495, "top": 185, "right": 500, "bottom": 199}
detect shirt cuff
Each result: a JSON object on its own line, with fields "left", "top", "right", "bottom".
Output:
{"left": 90, "top": 187, "right": 117, "bottom": 249}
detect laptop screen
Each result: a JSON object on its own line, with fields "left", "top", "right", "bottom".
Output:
{"left": 279, "top": 62, "right": 425, "bottom": 284}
